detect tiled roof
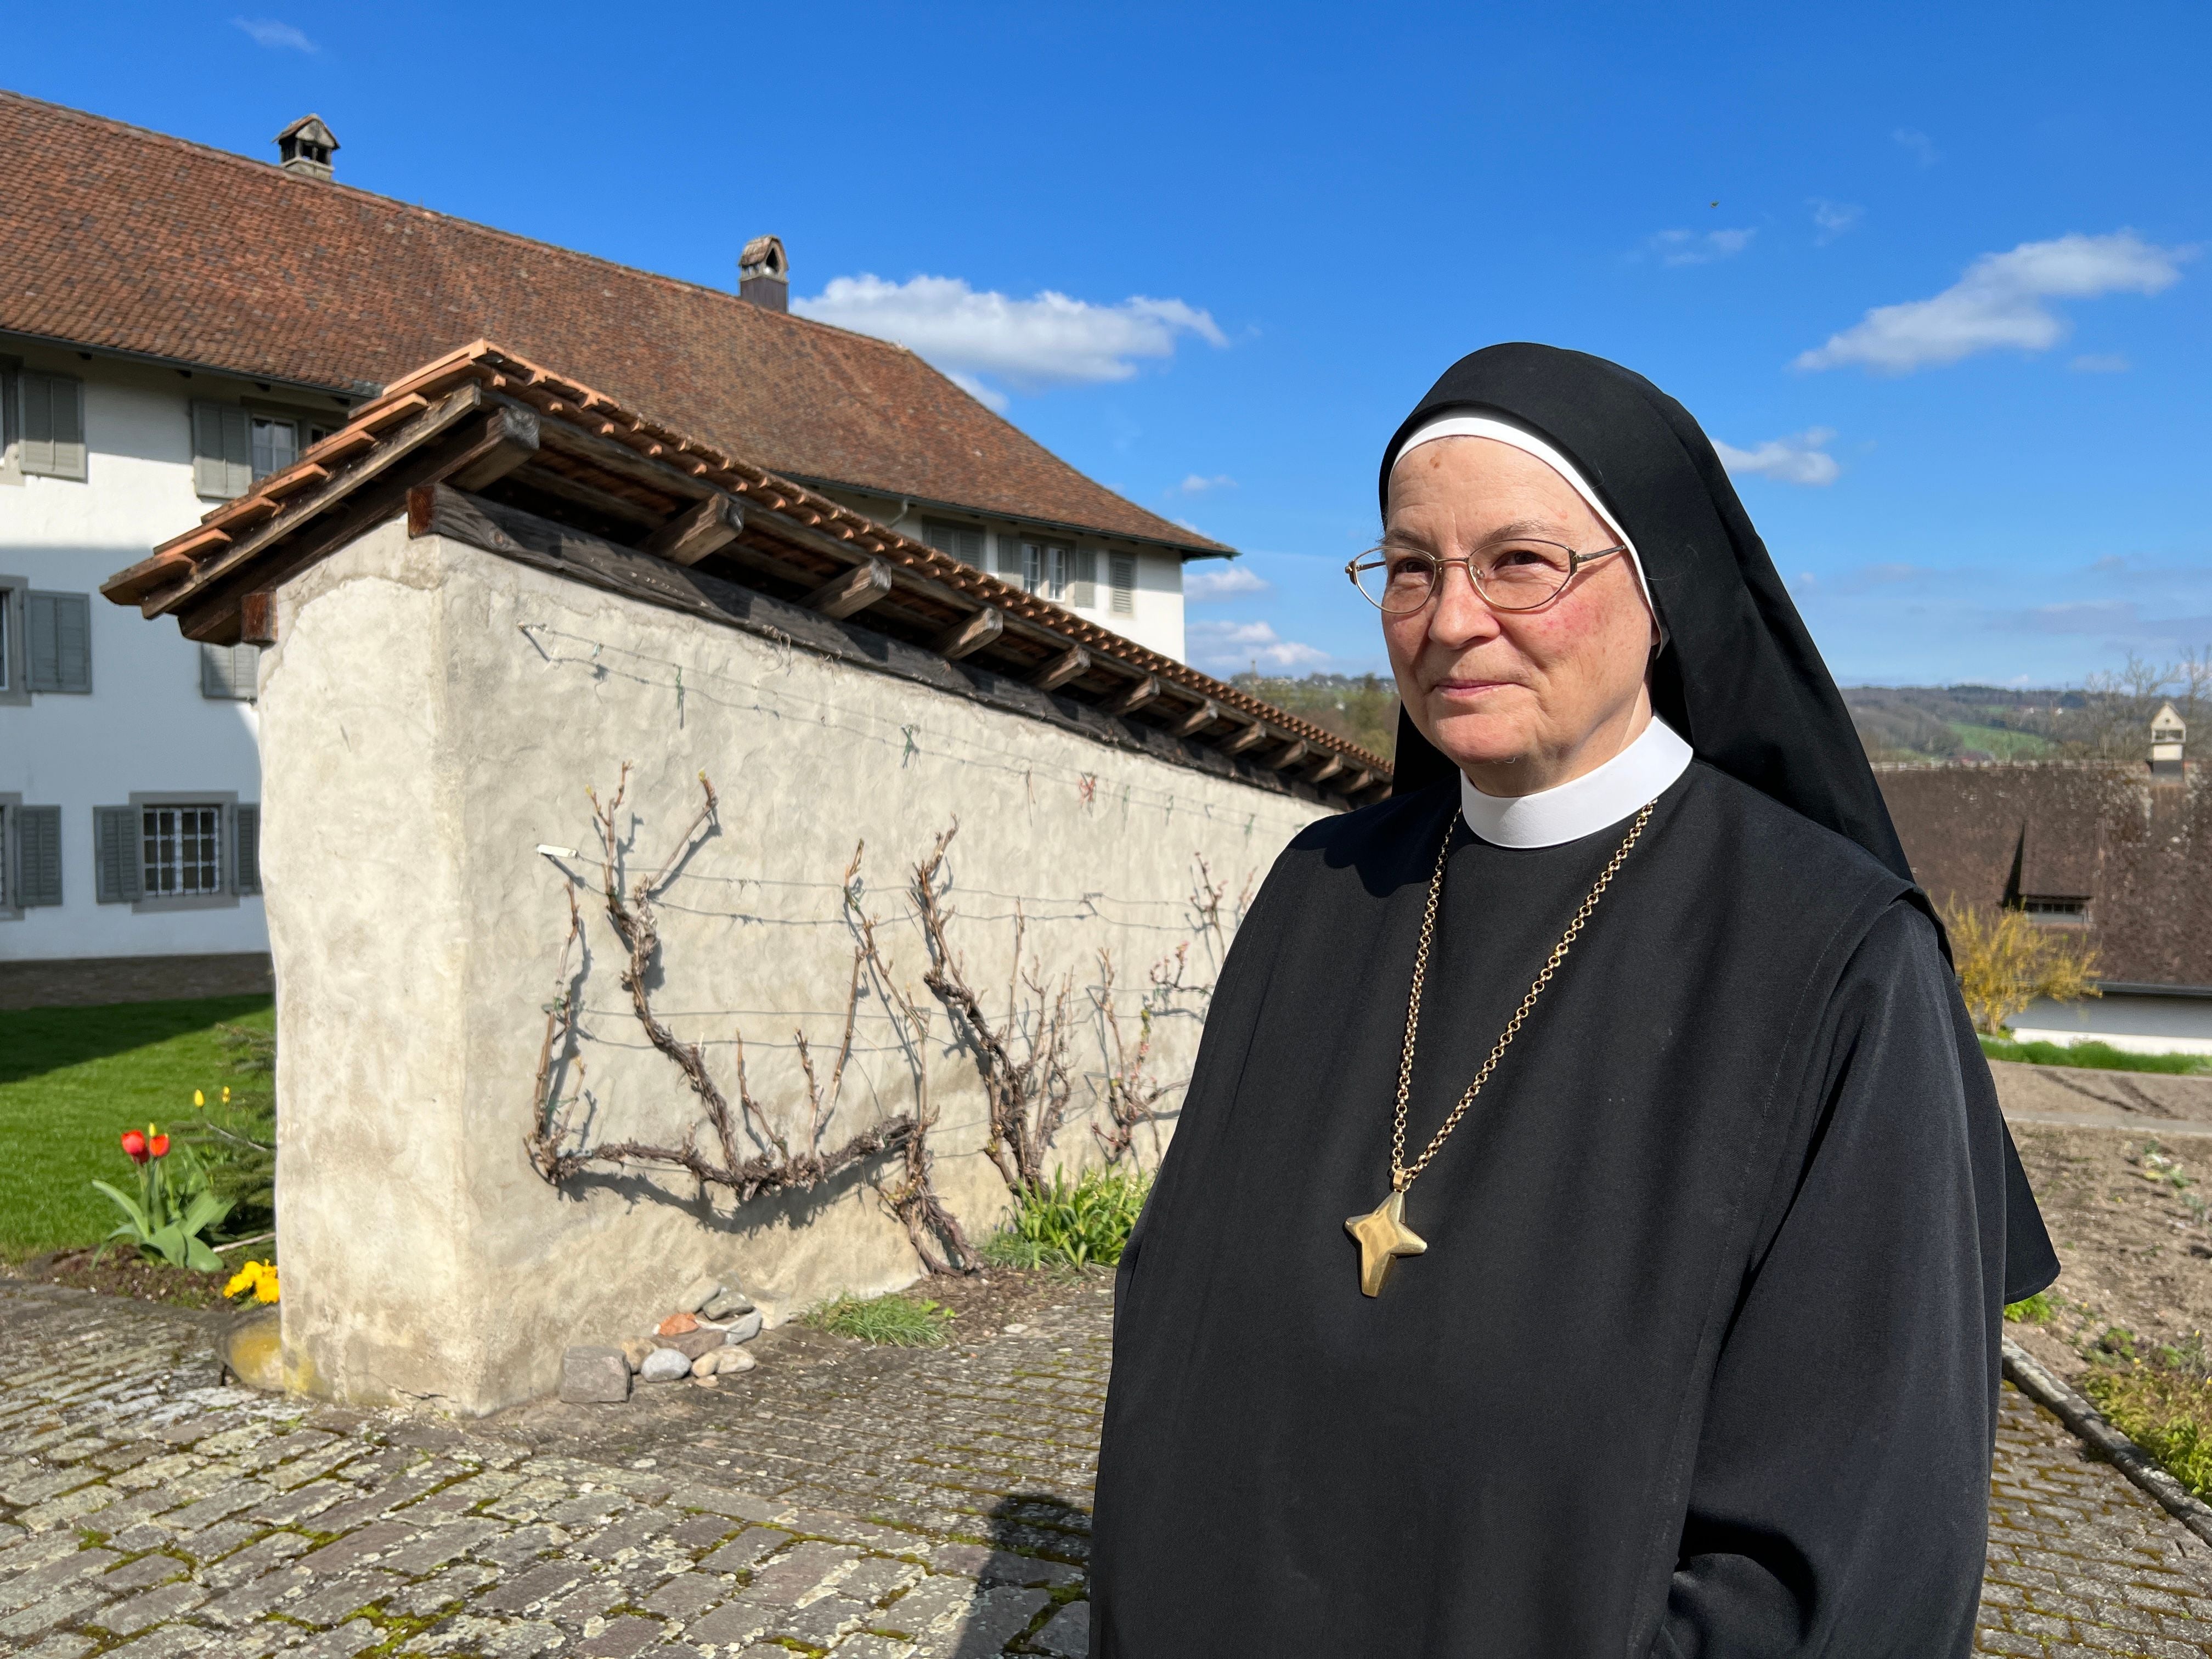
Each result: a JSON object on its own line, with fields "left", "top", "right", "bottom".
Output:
{"left": 103, "top": 340, "right": 1392, "bottom": 799}
{"left": 0, "top": 89, "right": 1229, "bottom": 558}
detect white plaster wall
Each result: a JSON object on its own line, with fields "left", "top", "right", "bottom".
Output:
{"left": 262, "top": 520, "right": 1328, "bottom": 1413}
{"left": 0, "top": 345, "right": 348, "bottom": 962}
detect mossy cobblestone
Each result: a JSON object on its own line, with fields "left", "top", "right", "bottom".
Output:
{"left": 7, "top": 1279, "right": 2202, "bottom": 1654}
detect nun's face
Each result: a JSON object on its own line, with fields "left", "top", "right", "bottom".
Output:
{"left": 1383, "top": 437, "right": 1657, "bottom": 795}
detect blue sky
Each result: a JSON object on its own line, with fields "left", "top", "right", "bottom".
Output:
{"left": 12, "top": 2, "right": 2208, "bottom": 685}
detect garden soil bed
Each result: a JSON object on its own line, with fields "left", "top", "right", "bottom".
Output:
{"left": 7, "top": 1246, "right": 244, "bottom": 1310}
{"left": 2006, "top": 1119, "right": 2212, "bottom": 1387}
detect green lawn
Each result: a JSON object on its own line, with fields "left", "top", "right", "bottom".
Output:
{"left": 0, "top": 995, "right": 274, "bottom": 1257}
{"left": 1946, "top": 720, "right": 2056, "bottom": 761}
{"left": 1980, "top": 1034, "right": 2212, "bottom": 1076}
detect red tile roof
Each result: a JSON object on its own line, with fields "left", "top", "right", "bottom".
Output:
{"left": 0, "top": 89, "right": 1229, "bottom": 558}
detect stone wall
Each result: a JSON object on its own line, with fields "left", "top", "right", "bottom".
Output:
{"left": 258, "top": 518, "right": 1332, "bottom": 1414}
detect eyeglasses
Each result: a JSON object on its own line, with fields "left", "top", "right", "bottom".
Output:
{"left": 1345, "top": 538, "right": 1629, "bottom": 614}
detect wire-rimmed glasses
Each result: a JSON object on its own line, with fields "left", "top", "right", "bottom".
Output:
{"left": 1346, "top": 538, "right": 1629, "bottom": 614}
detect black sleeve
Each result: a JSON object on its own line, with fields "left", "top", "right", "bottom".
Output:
{"left": 1654, "top": 902, "right": 2005, "bottom": 1659}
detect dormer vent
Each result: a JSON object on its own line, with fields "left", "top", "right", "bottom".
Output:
{"left": 738, "top": 235, "right": 788, "bottom": 312}
{"left": 2151, "top": 701, "right": 2186, "bottom": 780}
{"left": 275, "top": 115, "right": 340, "bottom": 181}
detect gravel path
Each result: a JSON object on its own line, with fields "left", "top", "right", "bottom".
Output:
{"left": 4, "top": 1277, "right": 2211, "bottom": 1656}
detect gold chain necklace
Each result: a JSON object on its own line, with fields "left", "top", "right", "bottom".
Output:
{"left": 1345, "top": 799, "right": 1656, "bottom": 1296}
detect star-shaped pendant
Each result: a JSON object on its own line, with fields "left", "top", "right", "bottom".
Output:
{"left": 1345, "top": 1187, "right": 1427, "bottom": 1297}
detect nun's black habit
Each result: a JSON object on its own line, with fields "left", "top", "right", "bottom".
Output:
{"left": 1091, "top": 345, "right": 2056, "bottom": 1658}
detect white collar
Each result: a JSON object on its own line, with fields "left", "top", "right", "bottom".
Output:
{"left": 1458, "top": 718, "right": 1693, "bottom": 848}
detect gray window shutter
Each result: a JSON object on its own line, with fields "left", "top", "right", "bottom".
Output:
{"left": 18, "top": 805, "right": 62, "bottom": 906}
{"left": 191, "top": 401, "right": 252, "bottom": 498}
{"left": 1109, "top": 552, "right": 1137, "bottom": 615}
{"left": 93, "top": 805, "right": 143, "bottom": 903}
{"left": 235, "top": 805, "right": 261, "bottom": 894}
{"left": 25, "top": 592, "right": 91, "bottom": 693}
{"left": 19, "top": 373, "right": 87, "bottom": 479}
{"left": 1070, "top": 548, "right": 1097, "bottom": 609}
{"left": 997, "top": 531, "right": 1026, "bottom": 582}
{"left": 200, "top": 641, "right": 259, "bottom": 700}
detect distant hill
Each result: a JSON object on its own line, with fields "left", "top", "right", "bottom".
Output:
{"left": 1234, "top": 674, "right": 2190, "bottom": 770}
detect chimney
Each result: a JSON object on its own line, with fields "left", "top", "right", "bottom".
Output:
{"left": 275, "top": 114, "right": 340, "bottom": 181}
{"left": 2151, "top": 701, "right": 2186, "bottom": 780}
{"left": 738, "top": 235, "right": 788, "bottom": 312}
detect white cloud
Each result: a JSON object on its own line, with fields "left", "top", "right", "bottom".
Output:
{"left": 1175, "top": 473, "right": 1235, "bottom": 495}
{"left": 234, "top": 15, "right": 315, "bottom": 49}
{"left": 1810, "top": 200, "right": 1863, "bottom": 244}
{"left": 1794, "top": 232, "right": 2190, "bottom": 374}
{"left": 1647, "top": 227, "right": 1756, "bottom": 267}
{"left": 2070, "top": 352, "right": 2131, "bottom": 374}
{"left": 1713, "top": 427, "right": 1841, "bottom": 486}
{"left": 1187, "top": 619, "right": 1328, "bottom": 672}
{"left": 1893, "top": 128, "right": 1939, "bottom": 167}
{"left": 793, "top": 274, "right": 1227, "bottom": 399}
{"left": 1186, "top": 565, "right": 1271, "bottom": 602}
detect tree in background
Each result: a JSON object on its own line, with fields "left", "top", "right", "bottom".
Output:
{"left": 1232, "top": 672, "right": 1398, "bottom": 759}
{"left": 1943, "top": 900, "right": 2101, "bottom": 1036}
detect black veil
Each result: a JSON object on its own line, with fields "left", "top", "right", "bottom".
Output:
{"left": 1376, "top": 343, "right": 2055, "bottom": 1301}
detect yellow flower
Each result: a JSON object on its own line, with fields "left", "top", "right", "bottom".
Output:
{"left": 222, "top": 1086, "right": 232, "bottom": 1105}
{"left": 224, "top": 1259, "right": 278, "bottom": 1302}
{"left": 254, "top": 1268, "right": 280, "bottom": 1304}
{"left": 193, "top": 1090, "right": 205, "bottom": 1108}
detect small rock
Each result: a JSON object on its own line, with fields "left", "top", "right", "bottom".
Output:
{"left": 714, "top": 1347, "right": 757, "bottom": 1376}
{"left": 661, "top": 1329, "right": 725, "bottom": 1361}
{"left": 619, "top": 1336, "right": 655, "bottom": 1373}
{"left": 691, "top": 1352, "right": 720, "bottom": 1379}
{"left": 701, "top": 1285, "right": 754, "bottom": 1320}
{"left": 657, "top": 1311, "right": 699, "bottom": 1338}
{"left": 724, "top": 1310, "right": 764, "bottom": 1345}
{"left": 560, "top": 1346, "right": 631, "bottom": 1404}
{"left": 674, "top": 1273, "right": 721, "bottom": 1314}
{"left": 693, "top": 1373, "right": 719, "bottom": 1389}
{"left": 640, "top": 1347, "right": 692, "bottom": 1383}
{"left": 1003, "top": 1323, "right": 1028, "bottom": 1336}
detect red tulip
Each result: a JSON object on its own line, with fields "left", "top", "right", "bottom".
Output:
{"left": 149, "top": 1134, "right": 171, "bottom": 1159}
{"left": 121, "top": 1130, "right": 149, "bottom": 1164}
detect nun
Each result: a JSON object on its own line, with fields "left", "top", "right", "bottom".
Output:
{"left": 1091, "top": 344, "right": 2056, "bottom": 1657}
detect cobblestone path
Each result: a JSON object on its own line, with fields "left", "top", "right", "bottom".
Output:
{"left": 5, "top": 1278, "right": 2212, "bottom": 1657}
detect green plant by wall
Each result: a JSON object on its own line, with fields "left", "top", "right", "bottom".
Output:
{"left": 1979, "top": 1035, "right": 2212, "bottom": 1076}
{"left": 2085, "top": 1362, "right": 2212, "bottom": 1501}
{"left": 92, "top": 1123, "right": 232, "bottom": 1272}
{"left": 806, "top": 1292, "right": 956, "bottom": 1347}
{"left": 980, "top": 1166, "right": 1150, "bottom": 1270}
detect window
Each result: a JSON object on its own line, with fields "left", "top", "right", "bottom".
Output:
{"left": 2020, "top": 896, "right": 2089, "bottom": 925}
{"left": 25, "top": 592, "right": 91, "bottom": 693}
{"left": 201, "top": 641, "right": 261, "bottom": 701}
{"left": 16, "top": 371, "right": 86, "bottom": 480}
{"left": 0, "top": 576, "right": 24, "bottom": 706}
{"left": 194, "top": 402, "right": 332, "bottom": 499}
{"left": 93, "top": 797, "right": 255, "bottom": 907}
{"left": 921, "top": 520, "right": 986, "bottom": 566}
{"left": 1109, "top": 551, "right": 1137, "bottom": 616}
{"left": 1015, "top": 539, "right": 1076, "bottom": 601}
{"left": 142, "top": 803, "right": 223, "bottom": 898}
{"left": 0, "top": 797, "right": 64, "bottom": 915}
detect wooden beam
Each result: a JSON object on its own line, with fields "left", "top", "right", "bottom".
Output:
{"left": 240, "top": 590, "right": 278, "bottom": 646}
{"left": 1308, "top": 753, "right": 1345, "bottom": 786}
{"left": 804, "top": 557, "right": 893, "bottom": 619}
{"left": 1220, "top": 721, "right": 1268, "bottom": 755}
{"left": 1171, "top": 698, "right": 1220, "bottom": 737}
{"left": 504, "top": 461, "right": 666, "bottom": 528}
{"left": 517, "top": 396, "right": 725, "bottom": 504}
{"left": 1104, "top": 675, "right": 1159, "bottom": 716}
{"left": 642, "top": 492, "right": 745, "bottom": 566}
{"left": 448, "top": 403, "right": 541, "bottom": 490}
{"left": 1346, "top": 769, "right": 1375, "bottom": 795}
{"left": 930, "top": 606, "right": 1002, "bottom": 661}
{"left": 1263, "top": 739, "right": 1309, "bottom": 772}
{"left": 1030, "top": 645, "right": 1090, "bottom": 692}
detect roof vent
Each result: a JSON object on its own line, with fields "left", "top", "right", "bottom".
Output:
{"left": 275, "top": 114, "right": 340, "bottom": 182}
{"left": 2152, "top": 700, "right": 2186, "bottom": 780}
{"left": 738, "top": 235, "right": 788, "bottom": 312}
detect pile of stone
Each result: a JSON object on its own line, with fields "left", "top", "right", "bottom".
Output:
{"left": 558, "top": 1273, "right": 763, "bottom": 1404}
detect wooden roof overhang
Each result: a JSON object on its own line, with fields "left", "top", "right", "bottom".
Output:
{"left": 103, "top": 340, "right": 1392, "bottom": 806}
